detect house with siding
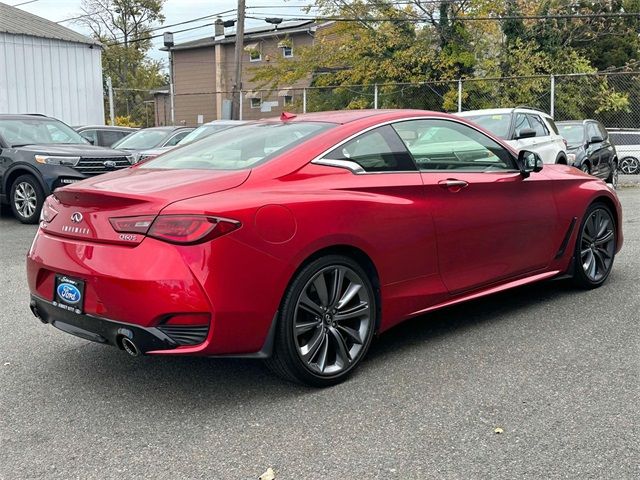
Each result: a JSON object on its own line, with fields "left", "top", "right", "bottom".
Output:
{"left": 162, "top": 20, "right": 330, "bottom": 125}
{"left": 0, "top": 2, "right": 104, "bottom": 125}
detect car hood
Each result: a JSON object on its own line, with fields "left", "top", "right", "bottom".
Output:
{"left": 17, "top": 144, "right": 128, "bottom": 157}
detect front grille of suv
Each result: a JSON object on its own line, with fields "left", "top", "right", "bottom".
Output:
{"left": 73, "top": 157, "right": 131, "bottom": 176}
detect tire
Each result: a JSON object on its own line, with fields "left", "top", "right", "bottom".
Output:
{"left": 605, "top": 160, "right": 618, "bottom": 188}
{"left": 10, "top": 174, "right": 44, "bottom": 224}
{"left": 266, "top": 254, "right": 377, "bottom": 387}
{"left": 580, "top": 163, "right": 591, "bottom": 174}
{"left": 572, "top": 203, "right": 617, "bottom": 289}
{"left": 619, "top": 156, "right": 640, "bottom": 175}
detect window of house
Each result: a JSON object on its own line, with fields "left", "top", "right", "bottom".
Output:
{"left": 251, "top": 97, "right": 262, "bottom": 109}
{"left": 249, "top": 49, "right": 261, "bottom": 62}
{"left": 282, "top": 45, "right": 293, "bottom": 58}
{"left": 283, "top": 95, "right": 293, "bottom": 106}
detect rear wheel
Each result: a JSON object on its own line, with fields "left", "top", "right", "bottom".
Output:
{"left": 10, "top": 174, "right": 44, "bottom": 224}
{"left": 266, "top": 255, "right": 377, "bottom": 387}
{"left": 619, "top": 156, "right": 640, "bottom": 175}
{"left": 572, "top": 203, "right": 616, "bottom": 289}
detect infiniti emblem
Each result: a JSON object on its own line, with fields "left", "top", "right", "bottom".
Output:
{"left": 71, "top": 212, "right": 83, "bottom": 223}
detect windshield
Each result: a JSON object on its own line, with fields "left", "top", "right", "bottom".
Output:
{"left": 558, "top": 124, "right": 585, "bottom": 146}
{"left": 464, "top": 113, "right": 512, "bottom": 139}
{"left": 113, "top": 129, "right": 172, "bottom": 149}
{"left": 0, "top": 118, "right": 87, "bottom": 147}
{"left": 142, "top": 122, "right": 334, "bottom": 170}
{"left": 178, "top": 124, "right": 237, "bottom": 145}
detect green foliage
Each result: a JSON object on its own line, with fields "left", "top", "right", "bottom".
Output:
{"left": 76, "top": 0, "right": 167, "bottom": 125}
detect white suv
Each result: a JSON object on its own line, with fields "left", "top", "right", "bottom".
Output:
{"left": 457, "top": 108, "right": 567, "bottom": 164}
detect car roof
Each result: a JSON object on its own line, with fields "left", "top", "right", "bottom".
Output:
{"left": 0, "top": 114, "right": 56, "bottom": 120}
{"left": 556, "top": 119, "right": 597, "bottom": 125}
{"left": 201, "top": 120, "right": 248, "bottom": 126}
{"left": 458, "top": 107, "right": 550, "bottom": 117}
{"left": 263, "top": 109, "right": 456, "bottom": 125}
{"left": 76, "top": 125, "right": 138, "bottom": 130}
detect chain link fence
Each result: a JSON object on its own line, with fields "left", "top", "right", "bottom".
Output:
{"left": 110, "top": 72, "right": 640, "bottom": 130}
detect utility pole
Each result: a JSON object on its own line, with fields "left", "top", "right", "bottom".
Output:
{"left": 106, "top": 76, "right": 115, "bottom": 126}
{"left": 231, "top": 0, "right": 246, "bottom": 120}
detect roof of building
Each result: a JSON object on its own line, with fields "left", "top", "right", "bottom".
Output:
{"left": 0, "top": 2, "right": 99, "bottom": 46}
{"left": 166, "top": 20, "right": 317, "bottom": 51}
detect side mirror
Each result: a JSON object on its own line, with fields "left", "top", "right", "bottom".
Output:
{"left": 518, "top": 150, "right": 543, "bottom": 177}
{"left": 589, "top": 135, "right": 603, "bottom": 144}
{"left": 516, "top": 128, "right": 536, "bottom": 140}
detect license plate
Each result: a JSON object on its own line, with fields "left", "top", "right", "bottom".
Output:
{"left": 53, "top": 275, "right": 85, "bottom": 314}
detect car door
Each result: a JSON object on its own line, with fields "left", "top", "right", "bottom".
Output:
{"left": 392, "top": 118, "right": 559, "bottom": 294}
{"left": 596, "top": 122, "right": 614, "bottom": 178}
{"left": 585, "top": 122, "right": 604, "bottom": 176}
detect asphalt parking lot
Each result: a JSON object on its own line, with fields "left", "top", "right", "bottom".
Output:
{"left": 1, "top": 187, "right": 638, "bottom": 480}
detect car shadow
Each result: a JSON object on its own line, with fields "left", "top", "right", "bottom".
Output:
{"left": 38, "top": 277, "right": 589, "bottom": 410}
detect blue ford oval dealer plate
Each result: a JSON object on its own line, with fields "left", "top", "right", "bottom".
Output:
{"left": 53, "top": 275, "right": 85, "bottom": 314}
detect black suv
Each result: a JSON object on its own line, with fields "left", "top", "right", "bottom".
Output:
{"left": 557, "top": 119, "right": 618, "bottom": 187}
{"left": 0, "top": 114, "right": 134, "bottom": 223}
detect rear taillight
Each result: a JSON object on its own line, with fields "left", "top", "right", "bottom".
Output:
{"left": 40, "top": 199, "right": 58, "bottom": 224}
{"left": 109, "top": 215, "right": 155, "bottom": 234}
{"left": 148, "top": 215, "right": 241, "bottom": 244}
{"left": 110, "top": 215, "right": 241, "bottom": 244}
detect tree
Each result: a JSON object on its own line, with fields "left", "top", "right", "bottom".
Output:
{"left": 76, "top": 0, "right": 167, "bottom": 125}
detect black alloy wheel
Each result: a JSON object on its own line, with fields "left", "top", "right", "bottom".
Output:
{"left": 267, "top": 255, "right": 377, "bottom": 387}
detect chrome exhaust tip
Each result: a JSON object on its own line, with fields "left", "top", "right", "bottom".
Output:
{"left": 120, "top": 337, "right": 140, "bottom": 357}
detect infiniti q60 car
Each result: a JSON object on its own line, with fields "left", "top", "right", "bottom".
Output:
{"left": 27, "top": 110, "right": 623, "bottom": 386}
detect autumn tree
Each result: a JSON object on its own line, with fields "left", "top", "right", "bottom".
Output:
{"left": 76, "top": 0, "right": 167, "bottom": 125}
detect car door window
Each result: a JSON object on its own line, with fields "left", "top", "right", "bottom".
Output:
{"left": 324, "top": 125, "right": 416, "bottom": 172}
{"left": 587, "top": 123, "right": 600, "bottom": 142}
{"left": 597, "top": 123, "right": 608, "bottom": 140}
{"left": 392, "top": 119, "right": 516, "bottom": 171}
{"left": 79, "top": 129, "right": 98, "bottom": 144}
{"left": 514, "top": 113, "right": 532, "bottom": 138}
{"left": 164, "top": 131, "right": 190, "bottom": 147}
{"left": 527, "top": 115, "right": 549, "bottom": 137}
{"left": 100, "top": 130, "right": 127, "bottom": 147}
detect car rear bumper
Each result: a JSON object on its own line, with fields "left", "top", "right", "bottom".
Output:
{"left": 30, "top": 295, "right": 179, "bottom": 354}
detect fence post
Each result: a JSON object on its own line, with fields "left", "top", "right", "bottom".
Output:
{"left": 550, "top": 75, "right": 555, "bottom": 117}
{"left": 374, "top": 83, "right": 378, "bottom": 109}
{"left": 239, "top": 90, "right": 243, "bottom": 121}
{"left": 106, "top": 76, "right": 115, "bottom": 126}
{"left": 303, "top": 88, "right": 307, "bottom": 114}
{"left": 457, "top": 78, "right": 463, "bottom": 113}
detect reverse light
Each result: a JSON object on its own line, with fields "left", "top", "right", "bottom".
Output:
{"left": 109, "top": 215, "right": 156, "bottom": 234}
{"left": 35, "top": 155, "right": 80, "bottom": 166}
{"left": 148, "top": 215, "right": 241, "bottom": 244}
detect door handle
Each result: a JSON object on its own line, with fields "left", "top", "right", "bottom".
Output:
{"left": 438, "top": 179, "right": 469, "bottom": 191}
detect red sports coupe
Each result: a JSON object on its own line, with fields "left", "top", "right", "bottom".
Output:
{"left": 27, "top": 110, "right": 623, "bottom": 386}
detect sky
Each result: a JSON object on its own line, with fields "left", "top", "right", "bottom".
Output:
{"left": 11, "top": 0, "right": 312, "bottom": 64}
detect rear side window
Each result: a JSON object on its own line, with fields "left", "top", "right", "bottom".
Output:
{"left": 597, "top": 123, "right": 608, "bottom": 140}
{"left": 545, "top": 117, "right": 560, "bottom": 134}
{"left": 527, "top": 115, "right": 549, "bottom": 137}
{"left": 324, "top": 125, "right": 416, "bottom": 172}
{"left": 80, "top": 129, "right": 98, "bottom": 144}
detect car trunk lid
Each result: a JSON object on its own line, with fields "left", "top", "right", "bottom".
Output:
{"left": 41, "top": 167, "right": 250, "bottom": 245}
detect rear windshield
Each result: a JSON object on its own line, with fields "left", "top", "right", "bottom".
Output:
{"left": 463, "top": 113, "right": 512, "bottom": 139}
{"left": 113, "top": 129, "right": 172, "bottom": 149}
{"left": 0, "top": 118, "right": 87, "bottom": 147}
{"left": 558, "top": 124, "right": 585, "bottom": 146}
{"left": 141, "top": 122, "right": 334, "bottom": 170}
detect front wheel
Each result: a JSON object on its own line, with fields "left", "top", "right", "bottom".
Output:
{"left": 266, "top": 255, "right": 377, "bottom": 387}
{"left": 10, "top": 174, "right": 44, "bottom": 224}
{"left": 572, "top": 203, "right": 617, "bottom": 289}
{"left": 606, "top": 162, "right": 618, "bottom": 188}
